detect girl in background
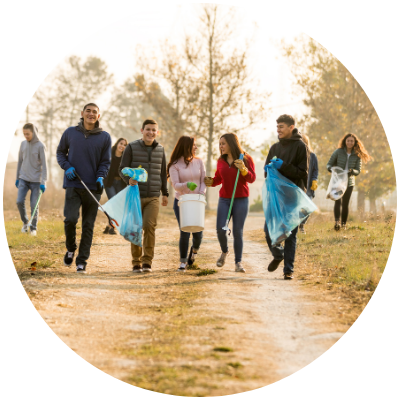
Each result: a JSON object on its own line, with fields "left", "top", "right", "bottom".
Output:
{"left": 299, "top": 133, "right": 318, "bottom": 234}
{"left": 168, "top": 136, "right": 206, "bottom": 272}
{"left": 327, "top": 133, "right": 372, "bottom": 230}
{"left": 204, "top": 133, "right": 256, "bottom": 273}
{"left": 103, "top": 137, "right": 128, "bottom": 234}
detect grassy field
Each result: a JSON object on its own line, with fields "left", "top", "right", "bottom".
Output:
{"left": 246, "top": 210, "right": 396, "bottom": 326}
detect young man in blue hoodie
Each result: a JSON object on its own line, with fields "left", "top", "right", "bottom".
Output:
{"left": 16, "top": 123, "right": 47, "bottom": 236}
{"left": 57, "top": 103, "right": 111, "bottom": 273}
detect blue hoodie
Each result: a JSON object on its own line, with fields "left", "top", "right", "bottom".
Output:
{"left": 56, "top": 122, "right": 111, "bottom": 191}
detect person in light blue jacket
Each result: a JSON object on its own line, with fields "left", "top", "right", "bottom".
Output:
{"left": 16, "top": 123, "right": 47, "bottom": 236}
{"left": 299, "top": 134, "right": 318, "bottom": 234}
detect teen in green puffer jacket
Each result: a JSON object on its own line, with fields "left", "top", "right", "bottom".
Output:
{"left": 327, "top": 133, "right": 372, "bottom": 231}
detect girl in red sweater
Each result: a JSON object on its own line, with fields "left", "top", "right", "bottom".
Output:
{"left": 204, "top": 133, "right": 256, "bottom": 272}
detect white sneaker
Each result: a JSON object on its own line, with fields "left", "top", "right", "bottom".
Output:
{"left": 76, "top": 265, "right": 86, "bottom": 273}
{"left": 178, "top": 262, "right": 187, "bottom": 272}
{"left": 235, "top": 262, "right": 246, "bottom": 273}
{"left": 30, "top": 230, "right": 37, "bottom": 236}
{"left": 216, "top": 251, "right": 229, "bottom": 268}
{"left": 21, "top": 224, "right": 28, "bottom": 233}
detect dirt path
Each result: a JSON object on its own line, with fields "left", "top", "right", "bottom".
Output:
{"left": 21, "top": 211, "right": 344, "bottom": 396}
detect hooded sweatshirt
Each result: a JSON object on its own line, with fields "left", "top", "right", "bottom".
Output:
{"left": 264, "top": 128, "right": 309, "bottom": 190}
{"left": 16, "top": 124, "right": 47, "bottom": 185}
{"left": 56, "top": 119, "right": 111, "bottom": 191}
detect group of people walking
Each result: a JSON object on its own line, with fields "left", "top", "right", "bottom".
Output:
{"left": 15, "top": 103, "right": 371, "bottom": 279}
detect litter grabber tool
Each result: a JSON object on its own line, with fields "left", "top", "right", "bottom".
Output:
{"left": 74, "top": 171, "right": 119, "bottom": 229}
{"left": 27, "top": 190, "right": 43, "bottom": 229}
{"left": 222, "top": 153, "right": 244, "bottom": 233}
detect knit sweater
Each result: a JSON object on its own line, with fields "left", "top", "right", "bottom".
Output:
{"left": 169, "top": 157, "right": 207, "bottom": 200}
{"left": 326, "top": 148, "right": 361, "bottom": 187}
{"left": 211, "top": 155, "right": 256, "bottom": 198}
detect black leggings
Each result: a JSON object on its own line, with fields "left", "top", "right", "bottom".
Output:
{"left": 334, "top": 186, "right": 354, "bottom": 224}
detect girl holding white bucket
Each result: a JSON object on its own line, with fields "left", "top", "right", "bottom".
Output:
{"left": 204, "top": 133, "right": 256, "bottom": 273}
{"left": 168, "top": 136, "right": 206, "bottom": 272}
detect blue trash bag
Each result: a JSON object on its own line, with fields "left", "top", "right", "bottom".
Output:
{"left": 121, "top": 167, "right": 148, "bottom": 182}
{"left": 100, "top": 183, "right": 144, "bottom": 247}
{"left": 263, "top": 165, "right": 318, "bottom": 246}
{"left": 119, "top": 184, "right": 143, "bottom": 246}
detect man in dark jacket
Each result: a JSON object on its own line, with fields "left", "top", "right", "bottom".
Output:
{"left": 263, "top": 114, "right": 309, "bottom": 279}
{"left": 119, "top": 119, "right": 169, "bottom": 274}
{"left": 57, "top": 103, "right": 111, "bottom": 273}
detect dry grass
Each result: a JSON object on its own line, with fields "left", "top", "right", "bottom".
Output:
{"left": 247, "top": 211, "right": 396, "bottom": 327}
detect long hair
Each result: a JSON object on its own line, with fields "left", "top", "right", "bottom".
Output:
{"left": 111, "top": 138, "right": 128, "bottom": 157}
{"left": 338, "top": 133, "right": 372, "bottom": 163}
{"left": 167, "top": 136, "right": 196, "bottom": 178}
{"left": 302, "top": 133, "right": 313, "bottom": 153}
{"left": 219, "top": 133, "right": 250, "bottom": 168}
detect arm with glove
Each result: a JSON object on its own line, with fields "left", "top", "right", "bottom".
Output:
{"left": 234, "top": 155, "right": 256, "bottom": 183}
{"left": 310, "top": 153, "right": 319, "bottom": 191}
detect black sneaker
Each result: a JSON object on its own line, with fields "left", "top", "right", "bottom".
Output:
{"left": 142, "top": 264, "right": 152, "bottom": 273}
{"left": 284, "top": 272, "right": 293, "bottom": 280}
{"left": 132, "top": 265, "right": 142, "bottom": 273}
{"left": 188, "top": 246, "right": 197, "bottom": 266}
{"left": 64, "top": 251, "right": 75, "bottom": 266}
{"left": 76, "top": 264, "right": 86, "bottom": 273}
{"left": 268, "top": 258, "right": 283, "bottom": 272}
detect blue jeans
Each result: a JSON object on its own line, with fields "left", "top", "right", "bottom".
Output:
{"left": 216, "top": 197, "right": 249, "bottom": 263}
{"left": 105, "top": 179, "right": 126, "bottom": 200}
{"left": 173, "top": 198, "right": 203, "bottom": 263}
{"left": 16, "top": 179, "right": 41, "bottom": 231}
{"left": 264, "top": 222, "right": 298, "bottom": 274}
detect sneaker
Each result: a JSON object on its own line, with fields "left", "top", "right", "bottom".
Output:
{"left": 76, "top": 265, "right": 86, "bottom": 273}
{"left": 235, "top": 262, "right": 246, "bottom": 273}
{"left": 284, "top": 272, "right": 293, "bottom": 280}
{"left": 21, "top": 224, "right": 28, "bottom": 233}
{"left": 188, "top": 247, "right": 197, "bottom": 266}
{"left": 109, "top": 227, "right": 117, "bottom": 235}
{"left": 178, "top": 262, "right": 187, "bottom": 272}
{"left": 299, "top": 224, "right": 305, "bottom": 234}
{"left": 103, "top": 226, "right": 110, "bottom": 234}
{"left": 334, "top": 221, "right": 341, "bottom": 231}
{"left": 216, "top": 251, "right": 229, "bottom": 268}
{"left": 268, "top": 258, "right": 283, "bottom": 272}
{"left": 132, "top": 265, "right": 142, "bottom": 273}
{"left": 63, "top": 251, "right": 75, "bottom": 266}
{"left": 30, "top": 229, "right": 37, "bottom": 236}
{"left": 142, "top": 264, "right": 152, "bottom": 273}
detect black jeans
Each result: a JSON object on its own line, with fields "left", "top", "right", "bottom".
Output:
{"left": 334, "top": 186, "right": 354, "bottom": 224}
{"left": 64, "top": 188, "right": 101, "bottom": 267}
{"left": 173, "top": 198, "right": 203, "bottom": 263}
{"left": 264, "top": 222, "right": 298, "bottom": 275}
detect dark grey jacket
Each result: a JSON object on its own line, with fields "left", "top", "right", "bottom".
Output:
{"left": 119, "top": 139, "right": 168, "bottom": 198}
{"left": 326, "top": 148, "right": 361, "bottom": 187}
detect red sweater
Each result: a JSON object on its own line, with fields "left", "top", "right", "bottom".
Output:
{"left": 212, "top": 155, "right": 256, "bottom": 198}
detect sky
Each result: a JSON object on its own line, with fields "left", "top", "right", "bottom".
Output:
{"left": 2, "top": 1, "right": 400, "bottom": 399}
{"left": 8, "top": 4, "right": 306, "bottom": 162}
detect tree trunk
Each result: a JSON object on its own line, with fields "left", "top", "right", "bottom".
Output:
{"left": 369, "top": 194, "right": 377, "bottom": 214}
{"left": 357, "top": 189, "right": 366, "bottom": 218}
{"left": 205, "top": 33, "right": 214, "bottom": 210}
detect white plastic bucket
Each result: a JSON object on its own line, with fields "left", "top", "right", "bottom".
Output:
{"left": 178, "top": 194, "right": 207, "bottom": 233}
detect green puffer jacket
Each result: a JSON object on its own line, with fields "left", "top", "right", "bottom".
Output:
{"left": 326, "top": 148, "right": 362, "bottom": 187}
